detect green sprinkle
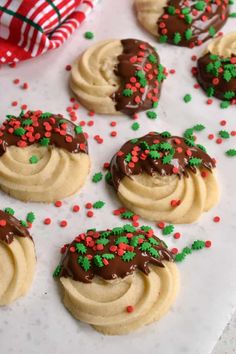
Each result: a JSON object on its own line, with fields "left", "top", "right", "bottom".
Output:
{"left": 29, "top": 155, "right": 39, "bottom": 164}
{"left": 159, "top": 35, "right": 168, "bottom": 43}
{"left": 26, "top": 212, "right": 35, "bottom": 223}
{"left": 93, "top": 200, "right": 105, "bottom": 209}
{"left": 22, "top": 119, "right": 33, "bottom": 126}
{"left": 125, "top": 153, "right": 132, "bottom": 162}
{"left": 75, "top": 243, "right": 87, "bottom": 254}
{"left": 74, "top": 125, "right": 83, "bottom": 134}
{"left": 84, "top": 31, "right": 94, "bottom": 40}
{"left": 193, "top": 124, "right": 205, "bottom": 132}
{"left": 19, "top": 110, "right": 25, "bottom": 118}
{"left": 140, "top": 242, "right": 151, "bottom": 251}
{"left": 160, "top": 142, "right": 172, "bottom": 150}
{"left": 96, "top": 238, "right": 109, "bottom": 246}
{"left": 153, "top": 101, "right": 159, "bottom": 108}
{"left": 183, "top": 247, "right": 192, "bottom": 255}
{"left": 130, "top": 236, "right": 142, "bottom": 247}
{"left": 189, "top": 157, "right": 202, "bottom": 166}
{"left": 161, "top": 131, "right": 171, "bottom": 138}
{"left": 78, "top": 256, "right": 91, "bottom": 271}
{"left": 184, "top": 128, "right": 194, "bottom": 138}
{"left": 162, "top": 154, "right": 173, "bottom": 164}
{"left": 195, "top": 1, "right": 206, "bottom": 10}
{"left": 185, "top": 14, "right": 192, "bottom": 24}
{"left": 4, "top": 207, "right": 15, "bottom": 215}
{"left": 162, "top": 224, "right": 174, "bottom": 236}
{"left": 53, "top": 265, "right": 62, "bottom": 277}
{"left": 140, "top": 225, "right": 152, "bottom": 232}
{"left": 185, "top": 28, "right": 192, "bottom": 40}
{"left": 219, "top": 130, "right": 230, "bottom": 139}
{"left": 226, "top": 149, "right": 236, "bottom": 157}
{"left": 167, "top": 5, "right": 175, "bottom": 14}
{"left": 131, "top": 122, "right": 140, "bottom": 131}
{"left": 196, "top": 144, "right": 207, "bottom": 152}
{"left": 123, "top": 224, "right": 136, "bottom": 232}
{"left": 122, "top": 251, "right": 136, "bottom": 262}
{"left": 191, "top": 240, "right": 205, "bottom": 250}
{"left": 105, "top": 171, "right": 112, "bottom": 183}
{"left": 148, "top": 237, "right": 160, "bottom": 246}
{"left": 20, "top": 220, "right": 28, "bottom": 227}
{"left": 182, "top": 7, "right": 190, "bottom": 14}
{"left": 175, "top": 253, "right": 186, "bottom": 262}
{"left": 173, "top": 32, "right": 181, "bottom": 45}
{"left": 146, "top": 111, "right": 157, "bottom": 119}
{"left": 183, "top": 94, "right": 192, "bottom": 103}
{"left": 209, "top": 26, "right": 216, "bottom": 37}
{"left": 148, "top": 54, "right": 157, "bottom": 63}
{"left": 229, "top": 12, "right": 236, "bottom": 17}
{"left": 112, "top": 227, "right": 124, "bottom": 235}
{"left": 148, "top": 247, "right": 160, "bottom": 258}
{"left": 14, "top": 127, "right": 26, "bottom": 136}
{"left": 40, "top": 112, "right": 52, "bottom": 119}
{"left": 92, "top": 172, "right": 103, "bottom": 183}
{"left": 102, "top": 253, "right": 115, "bottom": 260}
{"left": 149, "top": 151, "right": 160, "bottom": 159}
{"left": 206, "top": 87, "right": 215, "bottom": 97}
{"left": 224, "top": 91, "right": 235, "bottom": 100}
{"left": 223, "top": 70, "right": 232, "bottom": 82}
{"left": 184, "top": 137, "right": 195, "bottom": 147}
{"left": 39, "top": 137, "right": 50, "bottom": 146}
{"left": 123, "top": 88, "right": 133, "bottom": 97}
{"left": 220, "top": 101, "right": 230, "bottom": 109}
{"left": 115, "top": 236, "right": 129, "bottom": 245}
{"left": 93, "top": 255, "right": 104, "bottom": 267}
{"left": 121, "top": 211, "right": 134, "bottom": 219}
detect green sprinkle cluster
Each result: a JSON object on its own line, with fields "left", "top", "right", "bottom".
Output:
{"left": 175, "top": 240, "right": 208, "bottom": 262}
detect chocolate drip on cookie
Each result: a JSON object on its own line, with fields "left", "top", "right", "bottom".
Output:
{"left": 112, "top": 39, "right": 166, "bottom": 115}
{"left": 0, "top": 110, "right": 88, "bottom": 156}
{"left": 54, "top": 225, "right": 173, "bottom": 283}
{"left": 197, "top": 52, "right": 236, "bottom": 100}
{"left": 0, "top": 210, "right": 30, "bottom": 244}
{"left": 157, "top": 0, "right": 229, "bottom": 48}
{"left": 109, "top": 132, "right": 215, "bottom": 190}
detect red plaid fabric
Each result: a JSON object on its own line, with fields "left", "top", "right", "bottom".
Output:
{"left": 0, "top": 0, "right": 98, "bottom": 64}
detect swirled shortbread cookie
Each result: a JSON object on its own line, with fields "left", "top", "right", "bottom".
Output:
{"left": 70, "top": 39, "right": 166, "bottom": 115}
{"left": 0, "top": 209, "right": 36, "bottom": 305}
{"left": 197, "top": 32, "right": 236, "bottom": 101}
{"left": 0, "top": 110, "right": 90, "bottom": 202}
{"left": 54, "top": 224, "right": 179, "bottom": 334}
{"left": 108, "top": 132, "right": 219, "bottom": 224}
{"left": 135, "top": 0, "right": 229, "bottom": 48}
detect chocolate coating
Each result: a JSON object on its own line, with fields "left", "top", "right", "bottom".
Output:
{"left": 112, "top": 39, "right": 166, "bottom": 115}
{"left": 0, "top": 110, "right": 88, "bottom": 156}
{"left": 157, "top": 0, "right": 229, "bottom": 48}
{"left": 197, "top": 52, "right": 236, "bottom": 100}
{"left": 0, "top": 210, "right": 31, "bottom": 244}
{"left": 55, "top": 225, "right": 173, "bottom": 283}
{"left": 109, "top": 132, "right": 216, "bottom": 190}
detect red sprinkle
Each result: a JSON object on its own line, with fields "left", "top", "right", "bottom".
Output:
{"left": 85, "top": 202, "right": 92, "bottom": 209}
{"left": 60, "top": 220, "right": 67, "bottom": 227}
{"left": 22, "top": 82, "right": 29, "bottom": 90}
{"left": 171, "top": 248, "right": 178, "bottom": 255}
{"left": 54, "top": 200, "right": 62, "bottom": 208}
{"left": 87, "top": 211, "right": 94, "bottom": 218}
{"left": 110, "top": 131, "right": 117, "bottom": 137}
{"left": 205, "top": 240, "right": 212, "bottom": 248}
{"left": 216, "top": 138, "right": 222, "bottom": 144}
{"left": 12, "top": 101, "right": 18, "bottom": 106}
{"left": 72, "top": 205, "right": 80, "bottom": 212}
{"left": 208, "top": 134, "right": 214, "bottom": 140}
{"left": 213, "top": 216, "right": 220, "bottom": 223}
{"left": 0, "top": 219, "right": 7, "bottom": 227}
{"left": 174, "top": 232, "right": 181, "bottom": 239}
{"left": 157, "top": 221, "right": 165, "bottom": 229}
{"left": 44, "top": 218, "right": 51, "bottom": 225}
{"left": 65, "top": 65, "right": 72, "bottom": 71}
{"left": 220, "top": 120, "right": 227, "bottom": 126}
{"left": 126, "top": 305, "right": 134, "bottom": 313}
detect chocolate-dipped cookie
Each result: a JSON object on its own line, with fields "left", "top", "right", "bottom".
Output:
{"left": 0, "top": 209, "right": 36, "bottom": 305}
{"left": 0, "top": 110, "right": 90, "bottom": 202}
{"left": 70, "top": 39, "right": 166, "bottom": 115}
{"left": 107, "top": 132, "right": 219, "bottom": 224}
{"left": 54, "top": 224, "right": 179, "bottom": 334}
{"left": 135, "top": 0, "right": 230, "bottom": 48}
{"left": 197, "top": 32, "right": 236, "bottom": 102}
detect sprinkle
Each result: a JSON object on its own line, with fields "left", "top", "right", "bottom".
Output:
{"left": 208, "top": 134, "right": 214, "bottom": 140}
{"left": 92, "top": 172, "right": 103, "bottom": 183}
{"left": 85, "top": 202, "right": 93, "bottom": 209}
{"left": 171, "top": 248, "right": 178, "bottom": 255}
{"left": 0, "top": 219, "right": 7, "bottom": 227}
{"left": 183, "top": 94, "right": 192, "bottom": 103}
{"left": 55, "top": 201, "right": 62, "bottom": 208}
{"left": 72, "top": 205, "right": 80, "bottom": 212}
{"left": 84, "top": 31, "right": 94, "bottom": 39}
{"left": 146, "top": 111, "right": 157, "bottom": 119}
{"left": 216, "top": 138, "right": 222, "bottom": 144}
{"left": 157, "top": 221, "right": 165, "bottom": 229}
{"left": 126, "top": 305, "right": 134, "bottom": 313}
{"left": 29, "top": 155, "right": 39, "bottom": 164}
{"left": 44, "top": 218, "right": 51, "bottom": 225}
{"left": 162, "top": 224, "right": 174, "bottom": 235}
{"left": 131, "top": 122, "right": 140, "bottom": 131}
{"left": 26, "top": 212, "right": 35, "bottom": 223}
{"left": 174, "top": 232, "right": 181, "bottom": 239}
{"left": 213, "top": 216, "right": 220, "bottom": 223}
{"left": 226, "top": 149, "right": 236, "bottom": 157}
{"left": 87, "top": 211, "right": 94, "bottom": 218}
{"left": 60, "top": 220, "right": 67, "bottom": 227}
{"left": 12, "top": 101, "right": 18, "bottom": 107}
{"left": 93, "top": 201, "right": 105, "bottom": 209}
{"left": 219, "top": 130, "right": 230, "bottom": 139}
{"left": 65, "top": 65, "right": 71, "bottom": 71}
{"left": 22, "top": 82, "right": 29, "bottom": 90}
{"left": 4, "top": 207, "right": 15, "bottom": 215}
{"left": 205, "top": 240, "right": 212, "bottom": 248}
{"left": 110, "top": 131, "right": 117, "bottom": 137}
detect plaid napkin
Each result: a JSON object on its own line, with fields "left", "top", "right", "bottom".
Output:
{"left": 0, "top": 0, "right": 97, "bottom": 64}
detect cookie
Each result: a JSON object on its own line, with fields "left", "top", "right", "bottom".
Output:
{"left": 197, "top": 32, "right": 236, "bottom": 101}
{"left": 54, "top": 224, "right": 179, "bottom": 334}
{"left": 0, "top": 209, "right": 36, "bottom": 305}
{"left": 108, "top": 132, "right": 219, "bottom": 224}
{"left": 0, "top": 110, "right": 90, "bottom": 202}
{"left": 135, "top": 0, "right": 229, "bottom": 48}
{"left": 70, "top": 38, "right": 166, "bottom": 115}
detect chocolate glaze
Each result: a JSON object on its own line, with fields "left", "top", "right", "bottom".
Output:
{"left": 0, "top": 110, "right": 88, "bottom": 156}
{"left": 112, "top": 39, "right": 166, "bottom": 115}
{"left": 197, "top": 52, "right": 236, "bottom": 100}
{"left": 0, "top": 210, "right": 31, "bottom": 244}
{"left": 109, "top": 132, "right": 216, "bottom": 190}
{"left": 157, "top": 0, "right": 229, "bottom": 48}
{"left": 55, "top": 226, "right": 173, "bottom": 283}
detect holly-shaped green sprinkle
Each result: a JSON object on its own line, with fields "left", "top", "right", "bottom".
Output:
{"left": 4, "top": 207, "right": 15, "bottom": 215}
{"left": 182, "top": 7, "right": 190, "bottom": 14}
{"left": 122, "top": 251, "right": 136, "bottom": 262}
{"left": 40, "top": 112, "right": 52, "bottom": 119}
{"left": 160, "top": 142, "right": 172, "bottom": 151}
{"left": 184, "top": 137, "right": 195, "bottom": 147}
{"left": 75, "top": 125, "right": 83, "bottom": 134}
{"left": 22, "top": 119, "right": 33, "bottom": 126}
{"left": 130, "top": 235, "right": 143, "bottom": 247}
{"left": 173, "top": 32, "right": 181, "bottom": 44}
{"left": 183, "top": 94, "right": 192, "bottom": 103}
{"left": 229, "top": 12, "right": 236, "bottom": 17}
{"left": 14, "top": 127, "right": 26, "bottom": 136}
{"left": 183, "top": 247, "right": 192, "bottom": 255}
{"left": 146, "top": 111, "right": 157, "bottom": 119}
{"left": 39, "top": 137, "right": 50, "bottom": 146}
{"left": 175, "top": 253, "right": 186, "bottom": 262}
{"left": 193, "top": 124, "right": 205, "bottom": 132}
{"left": 185, "top": 14, "right": 192, "bottom": 24}
{"left": 148, "top": 247, "right": 160, "bottom": 258}
{"left": 140, "top": 225, "right": 152, "bottom": 232}
{"left": 195, "top": 1, "right": 206, "bottom": 10}
{"left": 76, "top": 243, "right": 87, "bottom": 254}
{"left": 102, "top": 254, "right": 115, "bottom": 260}
{"left": 220, "top": 101, "right": 230, "bottom": 109}
{"left": 123, "top": 224, "right": 136, "bottom": 232}
{"left": 105, "top": 171, "right": 112, "bottom": 183}
{"left": 84, "top": 31, "right": 94, "bottom": 39}
{"left": 149, "top": 151, "right": 160, "bottom": 159}
{"left": 161, "top": 131, "right": 171, "bottom": 138}
{"left": 191, "top": 240, "right": 205, "bottom": 250}
{"left": 96, "top": 238, "right": 109, "bottom": 246}
{"left": 29, "top": 155, "right": 39, "bottom": 164}
{"left": 121, "top": 211, "right": 134, "bottom": 219}
{"left": 185, "top": 28, "right": 192, "bottom": 40}
{"left": 223, "top": 70, "right": 232, "bottom": 82}
{"left": 209, "top": 26, "right": 216, "bottom": 37}
{"left": 131, "top": 122, "right": 140, "bottom": 131}
{"left": 196, "top": 144, "right": 207, "bottom": 152}
{"left": 93, "top": 201, "right": 105, "bottom": 209}
{"left": 219, "top": 130, "right": 230, "bottom": 139}
{"left": 162, "top": 224, "right": 174, "bottom": 235}
{"left": 189, "top": 157, "right": 202, "bottom": 166}
{"left": 167, "top": 5, "right": 175, "bottom": 14}
{"left": 112, "top": 227, "right": 125, "bottom": 236}
{"left": 148, "top": 54, "right": 157, "bottom": 63}
{"left": 92, "top": 172, "right": 103, "bottom": 183}
{"left": 26, "top": 212, "right": 35, "bottom": 223}
{"left": 123, "top": 89, "right": 133, "bottom": 97}
{"left": 226, "top": 149, "right": 236, "bottom": 157}
{"left": 162, "top": 154, "right": 173, "bottom": 164}
{"left": 53, "top": 265, "right": 62, "bottom": 277}
{"left": 78, "top": 256, "right": 91, "bottom": 271}
{"left": 125, "top": 153, "right": 132, "bottom": 162}
{"left": 148, "top": 237, "right": 160, "bottom": 246}
{"left": 159, "top": 35, "right": 168, "bottom": 43}
{"left": 93, "top": 255, "right": 104, "bottom": 267}
{"left": 140, "top": 242, "right": 151, "bottom": 251}
{"left": 20, "top": 220, "right": 28, "bottom": 227}
{"left": 206, "top": 87, "right": 215, "bottom": 97}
